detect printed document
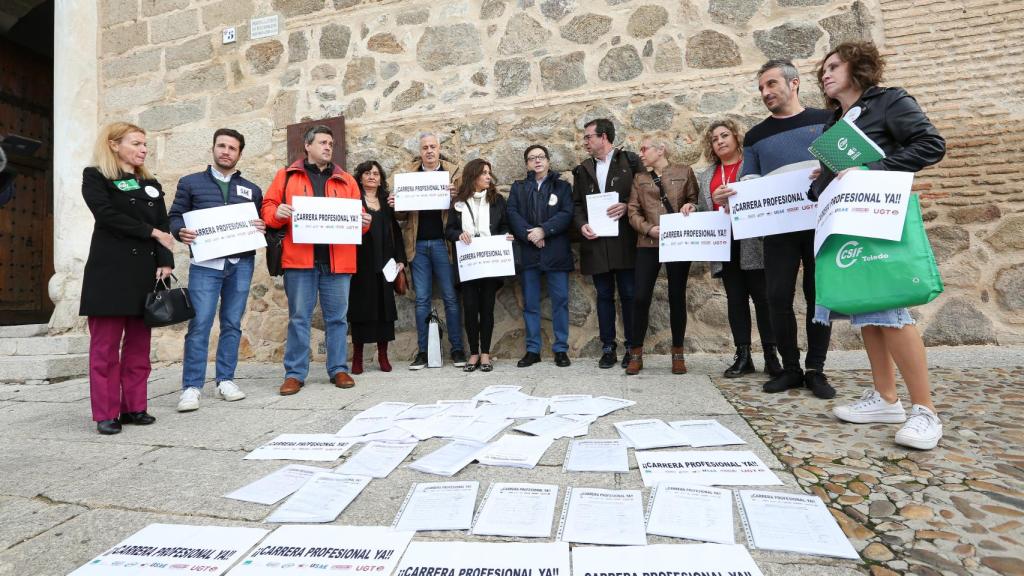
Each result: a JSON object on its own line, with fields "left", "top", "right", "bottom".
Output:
{"left": 614, "top": 419, "right": 690, "bottom": 449}
{"left": 472, "top": 483, "right": 559, "bottom": 538}
{"left": 571, "top": 543, "right": 764, "bottom": 576}
{"left": 476, "top": 434, "right": 553, "bottom": 468}
{"left": 740, "top": 490, "right": 859, "bottom": 559}
{"left": 669, "top": 419, "right": 746, "bottom": 447}
{"left": 586, "top": 192, "right": 620, "bottom": 237}
{"left": 392, "top": 481, "right": 479, "bottom": 532}
{"left": 223, "top": 464, "right": 326, "bottom": 505}
{"left": 244, "top": 434, "right": 354, "bottom": 461}
{"left": 407, "top": 439, "right": 485, "bottom": 476}
{"left": 265, "top": 472, "right": 371, "bottom": 523}
{"left": 635, "top": 450, "right": 783, "bottom": 487}
{"left": 564, "top": 439, "right": 629, "bottom": 472}
{"left": 558, "top": 487, "right": 647, "bottom": 545}
{"left": 646, "top": 483, "right": 735, "bottom": 544}
{"left": 334, "top": 440, "right": 417, "bottom": 478}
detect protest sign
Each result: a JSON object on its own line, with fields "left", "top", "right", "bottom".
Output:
{"left": 70, "top": 523, "right": 268, "bottom": 576}
{"left": 727, "top": 168, "right": 817, "bottom": 239}
{"left": 634, "top": 450, "right": 782, "bottom": 487}
{"left": 585, "top": 192, "right": 620, "bottom": 236}
{"left": 456, "top": 235, "right": 515, "bottom": 282}
{"left": 244, "top": 434, "right": 354, "bottom": 461}
{"left": 813, "top": 169, "right": 914, "bottom": 255}
{"left": 394, "top": 171, "right": 451, "bottom": 211}
{"left": 740, "top": 490, "right": 859, "bottom": 559}
{"left": 291, "top": 196, "right": 363, "bottom": 245}
{"left": 183, "top": 203, "right": 265, "bottom": 262}
{"left": 659, "top": 211, "right": 731, "bottom": 262}
{"left": 571, "top": 543, "right": 764, "bottom": 576}
{"left": 228, "top": 525, "right": 413, "bottom": 575}
{"left": 393, "top": 541, "right": 569, "bottom": 576}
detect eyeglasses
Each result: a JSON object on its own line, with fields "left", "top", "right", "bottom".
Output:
{"left": 526, "top": 155, "right": 547, "bottom": 162}
{"left": 582, "top": 133, "right": 600, "bottom": 141}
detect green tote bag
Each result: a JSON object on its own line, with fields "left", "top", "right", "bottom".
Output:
{"left": 815, "top": 195, "right": 944, "bottom": 315}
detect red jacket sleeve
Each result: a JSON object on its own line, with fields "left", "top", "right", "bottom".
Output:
{"left": 261, "top": 169, "right": 289, "bottom": 228}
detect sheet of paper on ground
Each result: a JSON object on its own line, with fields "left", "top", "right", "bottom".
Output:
{"left": 634, "top": 450, "right": 782, "bottom": 487}
{"left": 228, "top": 525, "right": 413, "bottom": 575}
{"left": 265, "top": 472, "right": 370, "bottom": 523}
{"left": 558, "top": 487, "right": 647, "bottom": 545}
{"left": 392, "top": 481, "right": 479, "bottom": 532}
{"left": 646, "top": 483, "right": 735, "bottom": 544}
{"left": 69, "top": 523, "right": 268, "bottom": 576}
{"left": 668, "top": 419, "right": 746, "bottom": 447}
{"left": 472, "top": 482, "right": 559, "bottom": 538}
{"left": 614, "top": 418, "right": 689, "bottom": 449}
{"left": 739, "top": 490, "right": 859, "bottom": 559}
{"left": 244, "top": 434, "right": 354, "bottom": 461}
{"left": 334, "top": 440, "right": 417, "bottom": 478}
{"left": 571, "top": 543, "right": 764, "bottom": 576}
{"left": 393, "top": 542, "right": 569, "bottom": 576}
{"left": 564, "top": 439, "right": 629, "bottom": 472}
{"left": 223, "top": 464, "right": 326, "bottom": 505}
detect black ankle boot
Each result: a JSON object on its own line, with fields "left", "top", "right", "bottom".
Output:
{"left": 724, "top": 345, "right": 755, "bottom": 378}
{"left": 762, "top": 344, "right": 784, "bottom": 377}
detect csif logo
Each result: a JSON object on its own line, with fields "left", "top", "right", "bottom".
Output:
{"left": 836, "top": 240, "right": 863, "bottom": 269}
{"left": 837, "top": 137, "right": 848, "bottom": 151}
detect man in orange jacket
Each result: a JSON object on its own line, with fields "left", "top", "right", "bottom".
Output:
{"left": 261, "top": 125, "right": 371, "bottom": 395}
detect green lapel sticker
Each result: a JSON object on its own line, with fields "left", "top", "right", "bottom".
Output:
{"left": 115, "top": 178, "right": 141, "bottom": 191}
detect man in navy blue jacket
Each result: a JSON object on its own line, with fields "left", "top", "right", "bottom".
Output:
{"left": 507, "top": 144, "right": 574, "bottom": 368}
{"left": 168, "top": 128, "right": 265, "bottom": 412}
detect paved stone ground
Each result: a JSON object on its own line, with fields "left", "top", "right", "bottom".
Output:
{"left": 0, "top": 346, "right": 1020, "bottom": 576}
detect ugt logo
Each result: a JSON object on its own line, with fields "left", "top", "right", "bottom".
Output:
{"left": 836, "top": 240, "right": 863, "bottom": 269}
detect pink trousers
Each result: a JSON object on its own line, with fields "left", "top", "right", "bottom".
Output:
{"left": 87, "top": 316, "right": 151, "bottom": 421}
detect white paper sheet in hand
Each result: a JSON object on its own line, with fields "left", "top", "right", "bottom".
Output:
{"left": 614, "top": 418, "right": 690, "bottom": 449}
{"left": 586, "top": 192, "right": 621, "bottom": 236}
{"left": 392, "top": 481, "right": 479, "bottom": 532}
{"left": 476, "top": 434, "right": 553, "bottom": 468}
{"left": 558, "top": 487, "right": 647, "bottom": 545}
{"left": 265, "top": 472, "right": 371, "bottom": 523}
{"left": 407, "top": 439, "right": 485, "bottom": 476}
{"left": 244, "top": 434, "right": 354, "bottom": 461}
{"left": 472, "top": 482, "right": 559, "bottom": 538}
{"left": 223, "top": 464, "right": 327, "bottom": 505}
{"left": 634, "top": 450, "right": 782, "bottom": 487}
{"left": 291, "top": 196, "right": 363, "bottom": 245}
{"left": 394, "top": 170, "right": 451, "bottom": 211}
{"left": 564, "top": 439, "right": 629, "bottom": 472}
{"left": 658, "top": 211, "right": 732, "bottom": 263}
{"left": 740, "top": 490, "right": 859, "bottom": 559}
{"left": 813, "top": 169, "right": 914, "bottom": 255}
{"left": 228, "top": 525, "right": 413, "bottom": 576}
{"left": 727, "top": 167, "right": 817, "bottom": 240}
{"left": 394, "top": 542, "right": 569, "bottom": 576}
{"left": 646, "top": 483, "right": 735, "bottom": 544}
{"left": 334, "top": 440, "right": 417, "bottom": 478}
{"left": 571, "top": 543, "right": 764, "bottom": 576}
{"left": 69, "top": 523, "right": 269, "bottom": 576}
{"left": 455, "top": 235, "right": 516, "bottom": 282}
{"left": 668, "top": 419, "right": 746, "bottom": 447}
{"left": 182, "top": 203, "right": 265, "bottom": 263}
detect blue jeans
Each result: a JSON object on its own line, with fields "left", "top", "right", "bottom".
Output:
{"left": 522, "top": 268, "right": 569, "bottom": 354}
{"left": 592, "top": 269, "right": 635, "bottom": 352}
{"left": 181, "top": 257, "right": 254, "bottom": 389}
{"left": 411, "top": 239, "right": 463, "bottom": 353}
{"left": 283, "top": 268, "right": 351, "bottom": 381}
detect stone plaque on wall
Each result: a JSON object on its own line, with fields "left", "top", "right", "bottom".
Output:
{"left": 286, "top": 116, "right": 347, "bottom": 169}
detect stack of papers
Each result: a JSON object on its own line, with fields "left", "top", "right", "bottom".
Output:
{"left": 472, "top": 483, "right": 559, "bottom": 538}
{"left": 614, "top": 419, "right": 690, "bottom": 449}
{"left": 646, "top": 483, "right": 735, "bottom": 544}
{"left": 334, "top": 440, "right": 417, "bottom": 478}
{"left": 223, "top": 464, "right": 326, "bottom": 505}
{"left": 476, "top": 434, "right": 553, "bottom": 468}
{"left": 564, "top": 439, "right": 630, "bottom": 472}
{"left": 669, "top": 419, "right": 746, "bottom": 447}
{"left": 392, "top": 481, "right": 479, "bottom": 532}
{"left": 265, "top": 472, "right": 371, "bottom": 523}
{"left": 558, "top": 487, "right": 647, "bottom": 545}
{"left": 245, "top": 434, "right": 355, "bottom": 461}
{"left": 739, "top": 490, "right": 859, "bottom": 559}
{"left": 407, "top": 439, "right": 485, "bottom": 476}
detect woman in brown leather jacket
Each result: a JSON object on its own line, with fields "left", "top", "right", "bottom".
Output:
{"left": 625, "top": 136, "right": 699, "bottom": 375}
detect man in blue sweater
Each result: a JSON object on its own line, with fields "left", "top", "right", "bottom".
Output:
{"left": 168, "top": 129, "right": 265, "bottom": 411}
{"left": 716, "top": 59, "right": 835, "bottom": 399}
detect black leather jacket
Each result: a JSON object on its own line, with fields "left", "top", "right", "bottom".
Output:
{"left": 809, "top": 86, "right": 945, "bottom": 200}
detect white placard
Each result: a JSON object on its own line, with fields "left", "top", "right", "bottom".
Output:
{"left": 585, "top": 192, "right": 620, "bottom": 236}
{"left": 571, "top": 544, "right": 764, "bottom": 576}
{"left": 334, "top": 440, "right": 417, "bottom": 478}
{"left": 229, "top": 525, "right": 413, "bottom": 575}
{"left": 727, "top": 167, "right": 818, "bottom": 239}
{"left": 392, "top": 481, "right": 479, "bottom": 532}
{"left": 69, "top": 523, "right": 269, "bottom": 576}
{"left": 564, "top": 439, "right": 630, "bottom": 472}
{"left": 614, "top": 418, "right": 690, "bottom": 449}
{"left": 646, "top": 484, "right": 735, "bottom": 544}
{"left": 394, "top": 542, "right": 569, "bottom": 576}
{"left": 476, "top": 434, "right": 553, "bottom": 469}
{"left": 223, "top": 464, "right": 327, "bottom": 505}
{"left": 813, "top": 169, "right": 914, "bottom": 255}
{"left": 291, "top": 196, "right": 363, "bottom": 245}
{"left": 394, "top": 170, "right": 451, "bottom": 211}
{"left": 407, "top": 439, "right": 485, "bottom": 476}
{"left": 659, "top": 211, "right": 732, "bottom": 262}
{"left": 265, "top": 472, "right": 371, "bottom": 523}
{"left": 558, "top": 487, "right": 647, "bottom": 545}
{"left": 455, "top": 235, "right": 515, "bottom": 282}
{"left": 472, "top": 483, "right": 560, "bottom": 538}
{"left": 244, "top": 434, "right": 354, "bottom": 461}
{"left": 740, "top": 490, "right": 859, "bottom": 559}
{"left": 634, "top": 450, "right": 783, "bottom": 487}
{"left": 668, "top": 419, "right": 747, "bottom": 447}
{"left": 183, "top": 203, "right": 266, "bottom": 262}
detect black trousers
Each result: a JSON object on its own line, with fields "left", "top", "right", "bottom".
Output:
{"left": 763, "top": 230, "right": 831, "bottom": 372}
{"left": 632, "top": 248, "right": 690, "bottom": 348}
{"left": 721, "top": 240, "right": 774, "bottom": 347}
{"left": 461, "top": 278, "right": 500, "bottom": 354}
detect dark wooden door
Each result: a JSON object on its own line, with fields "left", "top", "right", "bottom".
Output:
{"left": 0, "top": 37, "right": 53, "bottom": 325}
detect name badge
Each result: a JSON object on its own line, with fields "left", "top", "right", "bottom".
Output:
{"left": 144, "top": 185, "right": 160, "bottom": 198}
{"left": 114, "top": 178, "right": 140, "bottom": 191}
{"left": 236, "top": 185, "right": 253, "bottom": 200}
{"left": 453, "top": 201, "right": 466, "bottom": 212}
{"left": 548, "top": 194, "right": 558, "bottom": 206}
{"left": 844, "top": 106, "right": 863, "bottom": 122}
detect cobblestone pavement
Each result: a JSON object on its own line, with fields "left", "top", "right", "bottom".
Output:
{"left": 711, "top": 353, "right": 1024, "bottom": 576}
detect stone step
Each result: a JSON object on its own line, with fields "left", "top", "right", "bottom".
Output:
{"left": 0, "top": 324, "right": 48, "bottom": 338}
{"left": 0, "top": 353, "right": 88, "bottom": 382}
{"left": 0, "top": 334, "right": 90, "bottom": 356}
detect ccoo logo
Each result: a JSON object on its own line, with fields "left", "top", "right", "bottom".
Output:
{"left": 836, "top": 240, "right": 863, "bottom": 269}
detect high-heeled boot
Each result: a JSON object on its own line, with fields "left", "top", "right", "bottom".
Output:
{"left": 625, "top": 347, "right": 644, "bottom": 375}
{"left": 377, "top": 341, "right": 392, "bottom": 372}
{"left": 351, "top": 342, "right": 364, "bottom": 375}
{"left": 724, "top": 345, "right": 755, "bottom": 378}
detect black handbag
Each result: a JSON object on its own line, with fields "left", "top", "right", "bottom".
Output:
{"left": 265, "top": 227, "right": 286, "bottom": 276}
{"left": 143, "top": 274, "right": 195, "bottom": 327}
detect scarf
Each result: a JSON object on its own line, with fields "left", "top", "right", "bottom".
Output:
{"left": 461, "top": 191, "right": 491, "bottom": 237}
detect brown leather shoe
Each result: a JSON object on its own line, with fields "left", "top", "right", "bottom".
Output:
{"left": 671, "top": 346, "right": 688, "bottom": 374}
{"left": 279, "top": 377, "right": 303, "bottom": 396}
{"left": 625, "top": 347, "right": 643, "bottom": 375}
{"left": 333, "top": 372, "right": 355, "bottom": 389}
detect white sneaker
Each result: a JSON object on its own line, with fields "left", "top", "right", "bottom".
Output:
{"left": 215, "top": 380, "right": 246, "bottom": 402}
{"left": 895, "top": 405, "right": 943, "bottom": 450}
{"left": 177, "top": 387, "right": 201, "bottom": 412}
{"left": 833, "top": 389, "right": 907, "bottom": 424}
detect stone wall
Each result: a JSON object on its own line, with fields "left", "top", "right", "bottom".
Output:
{"left": 82, "top": 0, "right": 1022, "bottom": 364}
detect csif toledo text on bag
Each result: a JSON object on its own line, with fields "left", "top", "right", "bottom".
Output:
{"left": 143, "top": 274, "right": 196, "bottom": 327}
{"left": 815, "top": 195, "right": 944, "bottom": 315}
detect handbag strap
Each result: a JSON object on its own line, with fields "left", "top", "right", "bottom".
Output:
{"left": 652, "top": 173, "right": 675, "bottom": 213}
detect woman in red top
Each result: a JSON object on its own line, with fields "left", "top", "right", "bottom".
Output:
{"left": 691, "top": 119, "right": 782, "bottom": 378}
